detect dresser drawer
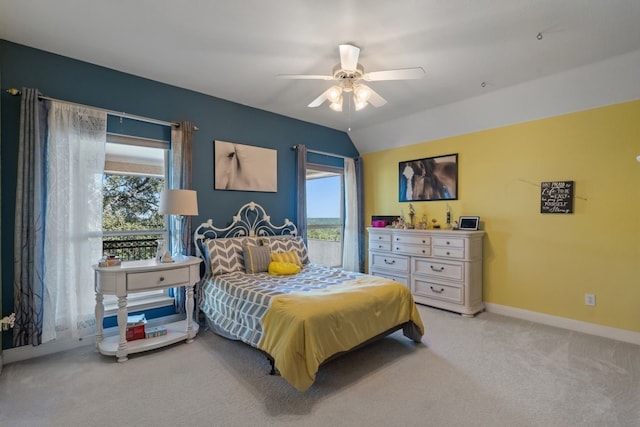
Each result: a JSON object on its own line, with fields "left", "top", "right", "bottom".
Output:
{"left": 393, "top": 234, "right": 431, "bottom": 246}
{"left": 413, "top": 258, "right": 464, "bottom": 281}
{"left": 370, "top": 232, "right": 391, "bottom": 243}
{"left": 127, "top": 267, "right": 189, "bottom": 291}
{"left": 369, "top": 238, "right": 392, "bottom": 251}
{"left": 393, "top": 243, "right": 431, "bottom": 256}
{"left": 432, "top": 246, "right": 465, "bottom": 259}
{"left": 369, "top": 252, "right": 409, "bottom": 273}
{"left": 432, "top": 237, "right": 464, "bottom": 248}
{"left": 412, "top": 277, "right": 463, "bottom": 304}
{"left": 370, "top": 269, "right": 409, "bottom": 287}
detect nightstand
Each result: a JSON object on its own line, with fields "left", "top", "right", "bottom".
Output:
{"left": 93, "top": 256, "right": 202, "bottom": 362}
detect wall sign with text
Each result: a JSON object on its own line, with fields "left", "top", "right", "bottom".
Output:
{"left": 540, "top": 181, "right": 574, "bottom": 214}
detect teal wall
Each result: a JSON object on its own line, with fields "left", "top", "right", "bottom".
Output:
{"left": 0, "top": 40, "right": 358, "bottom": 349}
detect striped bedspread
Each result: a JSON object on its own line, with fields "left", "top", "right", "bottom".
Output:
{"left": 199, "top": 264, "right": 424, "bottom": 391}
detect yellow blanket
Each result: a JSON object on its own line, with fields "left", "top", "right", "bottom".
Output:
{"left": 258, "top": 276, "right": 424, "bottom": 391}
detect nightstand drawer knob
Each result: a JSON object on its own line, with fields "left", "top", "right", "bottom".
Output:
{"left": 159, "top": 276, "right": 165, "bottom": 282}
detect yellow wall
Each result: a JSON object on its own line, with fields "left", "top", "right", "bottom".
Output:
{"left": 363, "top": 100, "right": 640, "bottom": 332}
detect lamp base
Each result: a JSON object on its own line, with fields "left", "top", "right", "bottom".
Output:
{"left": 171, "top": 215, "right": 185, "bottom": 259}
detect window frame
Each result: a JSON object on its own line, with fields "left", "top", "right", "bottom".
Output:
{"left": 305, "top": 163, "right": 345, "bottom": 267}
{"left": 102, "top": 133, "right": 173, "bottom": 313}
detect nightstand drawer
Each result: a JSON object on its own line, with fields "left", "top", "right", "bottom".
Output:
{"left": 127, "top": 267, "right": 189, "bottom": 291}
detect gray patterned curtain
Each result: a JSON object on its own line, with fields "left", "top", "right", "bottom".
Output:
{"left": 294, "top": 144, "right": 307, "bottom": 242}
{"left": 170, "top": 122, "right": 195, "bottom": 312}
{"left": 13, "top": 88, "right": 48, "bottom": 346}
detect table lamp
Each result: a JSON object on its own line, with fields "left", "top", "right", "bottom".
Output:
{"left": 159, "top": 189, "right": 199, "bottom": 261}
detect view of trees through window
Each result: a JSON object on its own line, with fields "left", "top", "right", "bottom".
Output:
{"left": 102, "top": 174, "right": 164, "bottom": 261}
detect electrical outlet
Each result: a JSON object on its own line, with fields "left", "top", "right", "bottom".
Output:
{"left": 585, "top": 293, "right": 596, "bottom": 306}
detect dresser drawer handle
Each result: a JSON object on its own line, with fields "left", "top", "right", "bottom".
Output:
{"left": 430, "top": 286, "right": 445, "bottom": 294}
{"left": 422, "top": 240, "right": 426, "bottom": 244}
{"left": 446, "top": 252, "right": 451, "bottom": 256}
{"left": 384, "top": 259, "right": 396, "bottom": 265}
{"left": 159, "top": 276, "right": 165, "bottom": 282}
{"left": 430, "top": 265, "right": 444, "bottom": 272}
{"left": 446, "top": 241, "right": 450, "bottom": 245}
{"left": 421, "top": 249, "right": 426, "bottom": 253}
{"left": 378, "top": 236, "right": 383, "bottom": 239}
{"left": 378, "top": 245, "right": 384, "bottom": 249}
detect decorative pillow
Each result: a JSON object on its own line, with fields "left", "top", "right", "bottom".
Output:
{"left": 243, "top": 245, "right": 271, "bottom": 274}
{"left": 261, "top": 236, "right": 309, "bottom": 265}
{"left": 268, "top": 261, "right": 301, "bottom": 276}
{"left": 206, "top": 237, "right": 259, "bottom": 276}
{"left": 270, "top": 251, "right": 302, "bottom": 268}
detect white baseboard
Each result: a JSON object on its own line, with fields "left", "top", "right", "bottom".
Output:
{"left": 2, "top": 314, "right": 185, "bottom": 365}
{"left": 485, "top": 303, "right": 640, "bottom": 346}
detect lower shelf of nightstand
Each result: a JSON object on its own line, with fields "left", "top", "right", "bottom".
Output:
{"left": 97, "top": 320, "right": 199, "bottom": 360}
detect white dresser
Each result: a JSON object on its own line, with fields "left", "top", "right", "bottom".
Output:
{"left": 367, "top": 227, "right": 484, "bottom": 317}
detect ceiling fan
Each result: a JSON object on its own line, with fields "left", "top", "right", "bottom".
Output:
{"left": 277, "top": 44, "right": 425, "bottom": 112}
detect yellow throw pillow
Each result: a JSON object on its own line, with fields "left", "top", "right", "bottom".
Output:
{"left": 268, "top": 261, "right": 301, "bottom": 276}
{"left": 270, "top": 251, "right": 302, "bottom": 268}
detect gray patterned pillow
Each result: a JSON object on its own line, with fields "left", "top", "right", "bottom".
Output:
{"left": 243, "top": 245, "right": 271, "bottom": 273}
{"left": 261, "top": 236, "right": 309, "bottom": 265}
{"left": 206, "top": 237, "right": 259, "bottom": 275}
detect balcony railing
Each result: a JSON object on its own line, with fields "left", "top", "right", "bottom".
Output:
{"left": 102, "top": 230, "right": 164, "bottom": 261}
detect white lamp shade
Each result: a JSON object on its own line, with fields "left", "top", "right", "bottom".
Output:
{"left": 159, "top": 189, "right": 199, "bottom": 216}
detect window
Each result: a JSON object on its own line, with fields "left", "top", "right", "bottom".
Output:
{"left": 102, "top": 134, "right": 172, "bottom": 312}
{"left": 306, "top": 164, "right": 344, "bottom": 267}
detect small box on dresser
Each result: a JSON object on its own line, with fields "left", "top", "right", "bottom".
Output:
{"left": 367, "top": 227, "right": 484, "bottom": 317}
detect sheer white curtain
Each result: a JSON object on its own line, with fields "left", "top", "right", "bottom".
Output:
{"left": 342, "top": 157, "right": 359, "bottom": 271}
{"left": 42, "top": 102, "right": 107, "bottom": 342}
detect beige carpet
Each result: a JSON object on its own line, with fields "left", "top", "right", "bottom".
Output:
{"left": 1, "top": 304, "right": 638, "bottom": 427}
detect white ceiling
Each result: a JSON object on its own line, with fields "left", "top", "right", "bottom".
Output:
{"left": 2, "top": 1, "right": 640, "bottom": 154}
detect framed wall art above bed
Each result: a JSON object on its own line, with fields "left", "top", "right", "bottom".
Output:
{"left": 214, "top": 140, "right": 277, "bottom": 192}
{"left": 399, "top": 153, "right": 458, "bottom": 202}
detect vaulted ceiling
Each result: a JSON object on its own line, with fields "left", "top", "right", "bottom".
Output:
{"left": 2, "top": 1, "right": 640, "bottom": 153}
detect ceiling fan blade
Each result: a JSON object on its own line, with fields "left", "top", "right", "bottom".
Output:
{"left": 366, "top": 87, "right": 387, "bottom": 108}
{"left": 363, "top": 67, "right": 425, "bottom": 81}
{"left": 339, "top": 44, "right": 360, "bottom": 72}
{"left": 307, "top": 89, "right": 330, "bottom": 108}
{"left": 276, "top": 74, "right": 334, "bottom": 80}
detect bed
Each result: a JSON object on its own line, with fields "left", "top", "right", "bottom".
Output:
{"left": 194, "top": 202, "right": 424, "bottom": 391}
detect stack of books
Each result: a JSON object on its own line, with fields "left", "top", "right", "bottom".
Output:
{"left": 145, "top": 326, "right": 168, "bottom": 339}
{"left": 125, "top": 314, "right": 147, "bottom": 341}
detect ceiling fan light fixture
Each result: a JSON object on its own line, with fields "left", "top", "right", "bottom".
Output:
{"left": 329, "top": 99, "right": 343, "bottom": 112}
{"left": 354, "top": 100, "right": 368, "bottom": 111}
{"left": 354, "top": 85, "right": 371, "bottom": 103}
{"left": 327, "top": 86, "right": 342, "bottom": 103}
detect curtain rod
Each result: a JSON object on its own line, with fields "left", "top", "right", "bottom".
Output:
{"left": 5, "top": 88, "right": 198, "bottom": 130}
{"left": 292, "top": 145, "right": 353, "bottom": 160}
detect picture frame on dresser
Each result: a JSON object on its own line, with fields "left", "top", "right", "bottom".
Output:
{"left": 458, "top": 216, "right": 480, "bottom": 231}
{"left": 399, "top": 153, "right": 458, "bottom": 202}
